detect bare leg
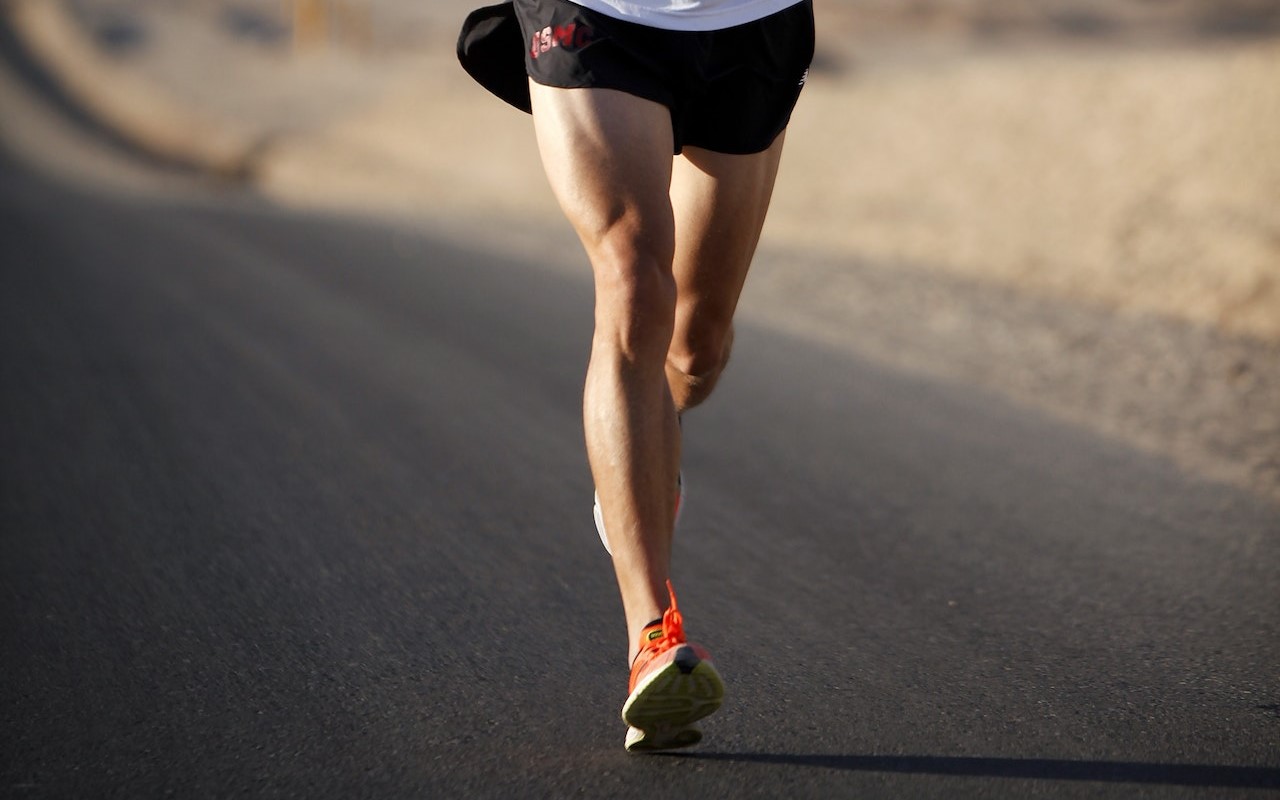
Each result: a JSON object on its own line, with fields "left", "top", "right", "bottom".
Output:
{"left": 529, "top": 73, "right": 791, "bottom": 661}
{"left": 528, "top": 83, "right": 681, "bottom": 661}
{"left": 666, "top": 136, "right": 787, "bottom": 412}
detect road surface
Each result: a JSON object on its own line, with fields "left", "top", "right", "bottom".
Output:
{"left": 1, "top": 49, "right": 1278, "bottom": 800}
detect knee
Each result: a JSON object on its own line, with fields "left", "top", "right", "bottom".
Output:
{"left": 667, "top": 323, "right": 735, "bottom": 411}
{"left": 591, "top": 240, "right": 677, "bottom": 365}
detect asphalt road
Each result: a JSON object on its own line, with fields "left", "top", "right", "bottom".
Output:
{"left": 2, "top": 122, "right": 1279, "bottom": 797}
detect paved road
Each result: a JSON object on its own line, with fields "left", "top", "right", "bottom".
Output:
{"left": 2, "top": 111, "right": 1279, "bottom": 800}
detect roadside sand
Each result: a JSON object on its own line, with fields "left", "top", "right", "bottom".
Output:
{"left": 27, "top": 0, "right": 1278, "bottom": 339}
{"left": 258, "top": 8, "right": 1280, "bottom": 341}
{"left": 5, "top": 0, "right": 1279, "bottom": 499}
{"left": 777, "top": 40, "right": 1280, "bottom": 342}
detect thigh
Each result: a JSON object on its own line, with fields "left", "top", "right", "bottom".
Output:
{"left": 527, "top": 82, "right": 676, "bottom": 263}
{"left": 668, "top": 133, "right": 787, "bottom": 360}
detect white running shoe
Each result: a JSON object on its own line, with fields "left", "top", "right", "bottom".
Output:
{"left": 593, "top": 472, "right": 685, "bottom": 556}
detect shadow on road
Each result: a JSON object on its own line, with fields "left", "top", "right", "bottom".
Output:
{"left": 667, "top": 752, "right": 1280, "bottom": 790}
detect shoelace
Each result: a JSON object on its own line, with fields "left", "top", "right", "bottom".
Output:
{"left": 642, "top": 580, "right": 687, "bottom": 657}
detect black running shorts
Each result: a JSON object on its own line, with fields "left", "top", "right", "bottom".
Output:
{"left": 461, "top": 0, "right": 814, "bottom": 155}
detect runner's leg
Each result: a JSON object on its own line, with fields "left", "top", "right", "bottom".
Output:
{"left": 528, "top": 82, "right": 682, "bottom": 662}
{"left": 666, "top": 135, "right": 788, "bottom": 412}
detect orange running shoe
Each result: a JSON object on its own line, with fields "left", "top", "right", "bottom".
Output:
{"left": 621, "top": 581, "right": 724, "bottom": 752}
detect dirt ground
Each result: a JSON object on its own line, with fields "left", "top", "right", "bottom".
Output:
{"left": 219, "top": 0, "right": 1280, "bottom": 341}
{"left": 777, "top": 36, "right": 1280, "bottom": 342}
{"left": 59, "top": 0, "right": 1280, "bottom": 338}
{"left": 25, "top": 0, "right": 1280, "bottom": 499}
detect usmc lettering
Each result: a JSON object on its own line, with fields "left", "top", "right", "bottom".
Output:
{"left": 530, "top": 21, "right": 592, "bottom": 59}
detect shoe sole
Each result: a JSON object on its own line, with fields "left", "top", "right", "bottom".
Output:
{"left": 624, "top": 724, "right": 702, "bottom": 752}
{"left": 621, "top": 645, "right": 723, "bottom": 752}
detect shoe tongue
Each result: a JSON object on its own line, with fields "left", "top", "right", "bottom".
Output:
{"left": 639, "top": 622, "right": 665, "bottom": 648}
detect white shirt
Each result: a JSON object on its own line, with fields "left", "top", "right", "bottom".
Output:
{"left": 568, "top": 0, "right": 804, "bottom": 32}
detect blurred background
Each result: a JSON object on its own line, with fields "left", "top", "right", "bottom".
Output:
{"left": 3, "top": 8, "right": 1279, "bottom": 794}
{"left": 15, "top": 0, "right": 1277, "bottom": 333}
{"left": 3, "top": 0, "right": 1278, "bottom": 497}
